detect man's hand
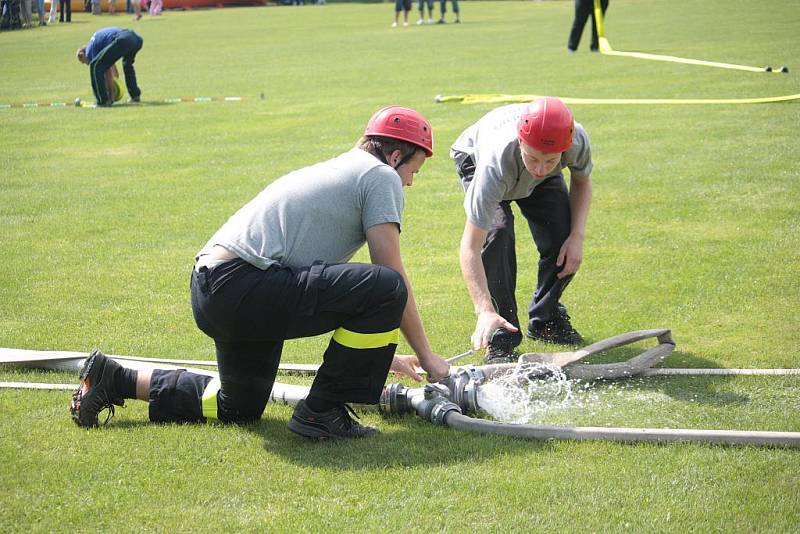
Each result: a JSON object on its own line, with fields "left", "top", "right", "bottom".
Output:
{"left": 390, "top": 354, "right": 451, "bottom": 383}
{"left": 471, "top": 310, "right": 518, "bottom": 350}
{"left": 556, "top": 234, "right": 584, "bottom": 279}
{"left": 390, "top": 355, "right": 424, "bottom": 382}
{"left": 420, "top": 354, "right": 450, "bottom": 383}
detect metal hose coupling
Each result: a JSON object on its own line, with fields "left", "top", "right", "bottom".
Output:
{"left": 439, "top": 365, "right": 485, "bottom": 415}
{"left": 379, "top": 366, "right": 486, "bottom": 419}
{"left": 379, "top": 382, "right": 414, "bottom": 416}
{"left": 415, "top": 383, "right": 461, "bottom": 425}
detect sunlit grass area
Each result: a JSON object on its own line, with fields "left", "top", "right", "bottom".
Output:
{"left": 2, "top": 0, "right": 799, "bottom": 530}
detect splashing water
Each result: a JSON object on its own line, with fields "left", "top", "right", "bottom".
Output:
{"left": 476, "top": 362, "right": 601, "bottom": 424}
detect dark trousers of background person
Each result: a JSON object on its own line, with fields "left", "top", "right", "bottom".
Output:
{"left": 568, "top": 0, "right": 609, "bottom": 52}
{"left": 1, "top": 0, "right": 23, "bottom": 29}
{"left": 58, "top": 0, "right": 70, "bottom": 21}
{"left": 457, "top": 155, "right": 574, "bottom": 339}
{"left": 89, "top": 29, "right": 143, "bottom": 105}
{"left": 147, "top": 258, "right": 407, "bottom": 424}
{"left": 438, "top": 0, "right": 458, "bottom": 20}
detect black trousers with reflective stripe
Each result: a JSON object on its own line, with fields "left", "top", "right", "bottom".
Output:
{"left": 147, "top": 258, "right": 407, "bottom": 423}
{"left": 457, "top": 154, "right": 574, "bottom": 342}
{"left": 89, "top": 29, "right": 143, "bottom": 105}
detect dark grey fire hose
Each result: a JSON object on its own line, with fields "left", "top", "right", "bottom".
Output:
{"left": 380, "top": 384, "right": 800, "bottom": 448}
{"left": 442, "top": 412, "right": 800, "bottom": 447}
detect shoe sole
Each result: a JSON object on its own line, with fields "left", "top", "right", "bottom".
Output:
{"left": 288, "top": 416, "right": 336, "bottom": 439}
{"left": 74, "top": 351, "right": 125, "bottom": 427}
{"left": 72, "top": 351, "right": 106, "bottom": 427}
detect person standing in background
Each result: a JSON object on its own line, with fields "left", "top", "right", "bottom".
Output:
{"left": 416, "top": 0, "right": 432, "bottom": 25}
{"left": 58, "top": 0, "right": 70, "bottom": 22}
{"left": 436, "top": 0, "right": 459, "bottom": 24}
{"left": 568, "top": 0, "right": 608, "bottom": 53}
{"left": 392, "top": 0, "right": 411, "bottom": 27}
{"left": 19, "top": 0, "right": 31, "bottom": 27}
{"left": 35, "top": 0, "right": 45, "bottom": 25}
{"left": 47, "top": 0, "right": 57, "bottom": 24}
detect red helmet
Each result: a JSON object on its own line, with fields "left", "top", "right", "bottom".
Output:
{"left": 517, "top": 97, "right": 574, "bottom": 154}
{"left": 364, "top": 106, "right": 434, "bottom": 157}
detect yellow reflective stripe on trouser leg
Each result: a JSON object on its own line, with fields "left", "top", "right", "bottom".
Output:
{"left": 201, "top": 377, "right": 221, "bottom": 420}
{"left": 332, "top": 327, "right": 400, "bottom": 349}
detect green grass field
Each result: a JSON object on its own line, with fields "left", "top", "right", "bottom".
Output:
{"left": 2, "top": 0, "right": 799, "bottom": 530}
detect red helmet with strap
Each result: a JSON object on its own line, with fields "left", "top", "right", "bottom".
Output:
{"left": 364, "top": 106, "right": 434, "bottom": 157}
{"left": 517, "top": 97, "right": 574, "bottom": 154}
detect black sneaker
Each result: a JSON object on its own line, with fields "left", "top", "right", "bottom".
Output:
{"left": 69, "top": 349, "right": 125, "bottom": 427}
{"left": 482, "top": 327, "right": 521, "bottom": 365}
{"left": 527, "top": 309, "right": 584, "bottom": 345}
{"left": 288, "top": 399, "right": 378, "bottom": 439}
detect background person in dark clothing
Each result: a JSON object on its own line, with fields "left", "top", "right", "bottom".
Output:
{"left": 568, "top": 0, "right": 608, "bottom": 53}
{"left": 59, "top": 0, "right": 70, "bottom": 21}
{"left": 77, "top": 27, "right": 143, "bottom": 106}
{"left": 0, "top": 0, "right": 23, "bottom": 29}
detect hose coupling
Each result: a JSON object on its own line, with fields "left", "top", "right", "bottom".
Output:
{"left": 379, "top": 383, "right": 413, "bottom": 416}
{"left": 444, "top": 365, "right": 485, "bottom": 415}
{"left": 416, "top": 395, "right": 461, "bottom": 425}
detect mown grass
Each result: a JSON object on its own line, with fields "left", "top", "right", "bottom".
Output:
{"left": 1, "top": 0, "right": 799, "bottom": 531}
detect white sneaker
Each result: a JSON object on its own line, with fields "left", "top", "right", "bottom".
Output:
{"left": 416, "top": 18, "right": 423, "bottom": 25}
{"left": 403, "top": 21, "right": 408, "bottom": 26}
{"left": 391, "top": 21, "right": 397, "bottom": 27}
{"left": 427, "top": 18, "right": 433, "bottom": 24}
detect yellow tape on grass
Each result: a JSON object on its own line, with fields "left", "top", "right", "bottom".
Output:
{"left": 435, "top": 93, "right": 800, "bottom": 105}
{"left": 593, "top": 0, "right": 787, "bottom": 74}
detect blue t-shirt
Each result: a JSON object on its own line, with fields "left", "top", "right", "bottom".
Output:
{"left": 85, "top": 27, "right": 122, "bottom": 61}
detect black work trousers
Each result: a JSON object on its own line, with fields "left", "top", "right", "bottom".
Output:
{"left": 458, "top": 155, "right": 573, "bottom": 343}
{"left": 568, "top": 0, "right": 609, "bottom": 52}
{"left": 89, "top": 29, "right": 143, "bottom": 105}
{"left": 148, "top": 258, "right": 407, "bottom": 424}
{"left": 58, "top": 0, "right": 70, "bottom": 21}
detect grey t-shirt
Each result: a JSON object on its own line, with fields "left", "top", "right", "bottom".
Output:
{"left": 450, "top": 103, "right": 593, "bottom": 230}
{"left": 197, "top": 148, "right": 404, "bottom": 270}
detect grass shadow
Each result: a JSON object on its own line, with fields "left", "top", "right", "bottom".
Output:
{"left": 578, "top": 348, "right": 751, "bottom": 406}
{"left": 246, "top": 412, "right": 555, "bottom": 471}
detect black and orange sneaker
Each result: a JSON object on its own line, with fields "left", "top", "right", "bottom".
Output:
{"left": 482, "top": 327, "right": 521, "bottom": 365}
{"left": 69, "top": 349, "right": 126, "bottom": 428}
{"left": 288, "top": 399, "right": 378, "bottom": 439}
{"left": 527, "top": 309, "right": 584, "bottom": 345}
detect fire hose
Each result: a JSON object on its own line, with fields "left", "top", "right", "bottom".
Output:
{"left": 2, "top": 330, "right": 800, "bottom": 447}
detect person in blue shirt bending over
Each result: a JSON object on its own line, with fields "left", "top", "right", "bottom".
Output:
{"left": 77, "top": 27, "right": 143, "bottom": 107}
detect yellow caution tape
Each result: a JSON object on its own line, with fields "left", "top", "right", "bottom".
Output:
{"left": 435, "top": 93, "right": 800, "bottom": 105}
{"left": 593, "top": 0, "right": 787, "bottom": 74}
{"left": 434, "top": 4, "right": 794, "bottom": 106}
{"left": 0, "top": 96, "right": 246, "bottom": 110}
